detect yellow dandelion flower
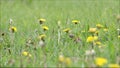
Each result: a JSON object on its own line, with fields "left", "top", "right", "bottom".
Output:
{"left": 59, "top": 55, "right": 65, "bottom": 62}
{"left": 118, "top": 35, "right": 120, "bottom": 38}
{"left": 58, "top": 20, "right": 61, "bottom": 27}
{"left": 9, "top": 26, "right": 17, "bottom": 33}
{"left": 109, "top": 64, "right": 120, "bottom": 68}
{"left": 103, "top": 28, "right": 108, "bottom": 32}
{"left": 87, "top": 36, "right": 94, "bottom": 42}
{"left": 38, "top": 34, "right": 46, "bottom": 40}
{"left": 72, "top": 20, "right": 80, "bottom": 24}
{"left": 22, "top": 51, "right": 29, "bottom": 56}
{"left": 98, "top": 45, "right": 102, "bottom": 48}
{"left": 28, "top": 54, "right": 32, "bottom": 57}
{"left": 39, "top": 18, "right": 46, "bottom": 24}
{"left": 96, "top": 24, "right": 104, "bottom": 29}
{"left": 116, "top": 15, "right": 120, "bottom": 21}
{"left": 22, "top": 51, "right": 32, "bottom": 57}
{"left": 42, "top": 26, "right": 49, "bottom": 31}
{"left": 81, "top": 30, "right": 85, "bottom": 33}
{"left": 63, "top": 28, "right": 71, "bottom": 33}
{"left": 95, "top": 31, "right": 99, "bottom": 35}
{"left": 87, "top": 36, "right": 98, "bottom": 43}
{"left": 93, "top": 36, "right": 98, "bottom": 41}
{"left": 95, "top": 57, "right": 107, "bottom": 66}
{"left": 95, "top": 41, "right": 101, "bottom": 45}
{"left": 88, "top": 28, "right": 97, "bottom": 33}
{"left": 65, "top": 57, "right": 72, "bottom": 65}
{"left": 117, "top": 28, "right": 120, "bottom": 31}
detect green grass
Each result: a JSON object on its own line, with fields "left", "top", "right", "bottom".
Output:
{"left": 0, "top": 0, "right": 120, "bottom": 67}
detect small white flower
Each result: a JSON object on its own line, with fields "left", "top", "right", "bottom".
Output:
{"left": 0, "top": 37, "right": 3, "bottom": 42}
{"left": 117, "top": 28, "right": 120, "bottom": 31}
{"left": 85, "top": 49, "right": 95, "bottom": 56}
{"left": 9, "top": 18, "right": 13, "bottom": 24}
{"left": 39, "top": 40, "right": 45, "bottom": 47}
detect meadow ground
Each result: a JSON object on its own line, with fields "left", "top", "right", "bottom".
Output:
{"left": 0, "top": 0, "right": 120, "bottom": 67}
